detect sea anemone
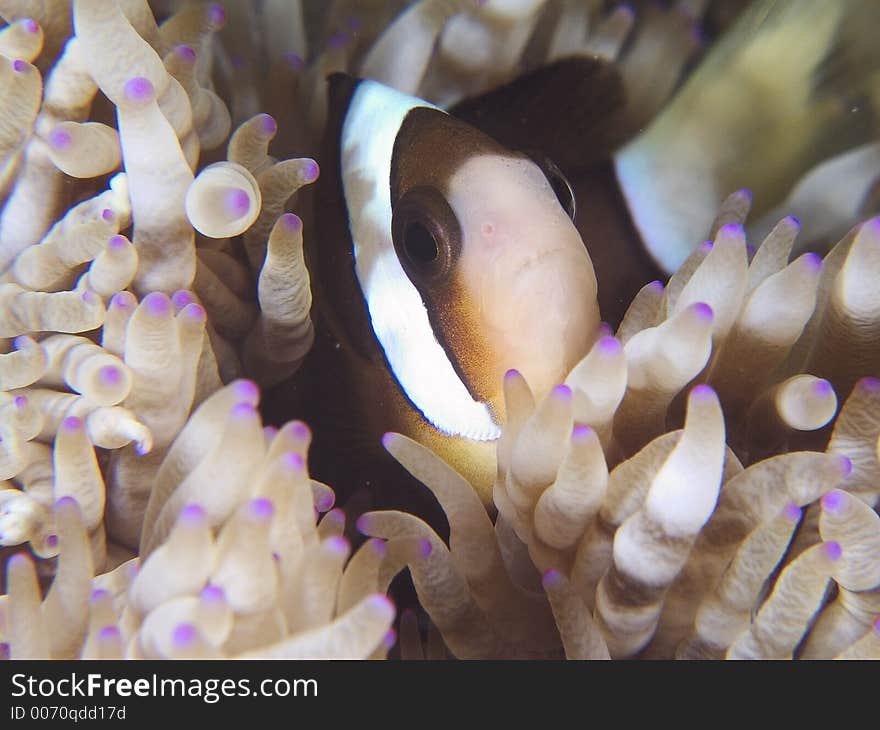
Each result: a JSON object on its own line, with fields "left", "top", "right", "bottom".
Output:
{"left": 1, "top": 0, "right": 879, "bottom": 661}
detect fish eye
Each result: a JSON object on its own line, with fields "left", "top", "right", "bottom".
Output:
{"left": 403, "top": 221, "right": 439, "bottom": 264}
{"left": 522, "top": 151, "right": 576, "bottom": 221}
{"left": 392, "top": 186, "right": 461, "bottom": 281}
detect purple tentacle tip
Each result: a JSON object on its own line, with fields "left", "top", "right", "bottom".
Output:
{"left": 812, "top": 379, "right": 833, "bottom": 398}
{"left": 542, "top": 569, "right": 563, "bottom": 588}
{"left": 231, "top": 402, "right": 257, "bottom": 421}
{"left": 316, "top": 491, "right": 335, "bottom": 512}
{"left": 552, "top": 384, "right": 572, "bottom": 400}
{"left": 110, "top": 292, "right": 133, "bottom": 310}
{"left": 102, "top": 208, "right": 115, "bottom": 222}
{"left": 142, "top": 291, "right": 171, "bottom": 317}
{"left": 200, "top": 584, "right": 225, "bottom": 603}
{"left": 302, "top": 159, "right": 320, "bottom": 182}
{"left": 801, "top": 252, "right": 823, "bottom": 273}
{"left": 369, "top": 538, "right": 387, "bottom": 557}
{"left": 381, "top": 432, "right": 396, "bottom": 450}
{"left": 382, "top": 628, "right": 397, "bottom": 650}
{"left": 258, "top": 113, "right": 277, "bottom": 136}
{"left": 838, "top": 455, "right": 853, "bottom": 478}
{"left": 368, "top": 594, "right": 394, "bottom": 614}
{"left": 90, "top": 588, "right": 110, "bottom": 602}
{"left": 874, "top": 616, "right": 880, "bottom": 634}
{"left": 859, "top": 376, "right": 880, "bottom": 393}
{"left": 23, "top": 18, "right": 40, "bottom": 34}
{"left": 180, "top": 503, "right": 206, "bottom": 525}
{"left": 80, "top": 289, "right": 98, "bottom": 305}
{"left": 108, "top": 234, "right": 127, "bottom": 252}
{"left": 224, "top": 187, "right": 251, "bottom": 217}
{"left": 171, "top": 290, "right": 195, "bottom": 309}
{"left": 690, "top": 383, "right": 715, "bottom": 400}
{"left": 13, "top": 395, "right": 27, "bottom": 408}
{"left": 418, "top": 539, "right": 433, "bottom": 559}
{"left": 172, "top": 623, "right": 198, "bottom": 648}
{"left": 291, "top": 421, "right": 310, "bottom": 440}
{"left": 699, "top": 241, "right": 714, "bottom": 252}
{"left": 823, "top": 541, "right": 843, "bottom": 562}
{"left": 98, "top": 625, "right": 121, "bottom": 641}
{"left": 821, "top": 490, "right": 846, "bottom": 514}
{"left": 99, "top": 364, "right": 123, "bottom": 386}
{"left": 572, "top": 424, "right": 593, "bottom": 440}
{"left": 48, "top": 127, "right": 72, "bottom": 150}
{"left": 504, "top": 368, "right": 520, "bottom": 382}
{"left": 175, "top": 45, "right": 197, "bottom": 63}
{"left": 0, "top": 642, "right": 8, "bottom": 660}
{"left": 597, "top": 336, "right": 622, "bottom": 355}
{"left": 282, "top": 52, "right": 305, "bottom": 71}
{"left": 12, "top": 59, "right": 27, "bottom": 73}
{"left": 692, "top": 302, "right": 714, "bottom": 322}
{"left": 62, "top": 415, "right": 83, "bottom": 431}
{"left": 208, "top": 3, "right": 227, "bottom": 28}
{"left": 327, "top": 31, "right": 348, "bottom": 50}
{"left": 247, "top": 497, "right": 275, "bottom": 521}
{"left": 45, "top": 534, "right": 58, "bottom": 549}
{"left": 123, "top": 76, "right": 154, "bottom": 104}
{"left": 648, "top": 279, "right": 665, "bottom": 292}
{"left": 718, "top": 222, "right": 744, "bottom": 238}
{"left": 326, "top": 534, "right": 350, "bottom": 555}
{"left": 282, "top": 452, "right": 305, "bottom": 472}
{"left": 232, "top": 378, "right": 259, "bottom": 402}
{"left": 280, "top": 212, "right": 302, "bottom": 232}
{"left": 355, "top": 514, "right": 370, "bottom": 535}
{"left": 782, "top": 503, "right": 802, "bottom": 522}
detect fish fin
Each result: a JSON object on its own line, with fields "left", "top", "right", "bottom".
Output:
{"left": 616, "top": 0, "right": 880, "bottom": 274}
{"left": 449, "top": 55, "right": 628, "bottom": 173}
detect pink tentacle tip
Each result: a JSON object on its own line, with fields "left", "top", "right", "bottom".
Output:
{"left": 355, "top": 514, "right": 371, "bottom": 535}
{"left": 873, "top": 616, "right": 880, "bottom": 634}
{"left": 822, "top": 541, "right": 843, "bottom": 562}
{"left": 22, "top": 18, "right": 40, "bottom": 34}
{"left": 258, "top": 113, "right": 277, "bottom": 136}
{"left": 699, "top": 241, "right": 714, "bottom": 252}
{"left": 247, "top": 497, "right": 275, "bottom": 521}
{"left": 62, "top": 415, "right": 83, "bottom": 431}
{"left": 80, "top": 289, "right": 99, "bottom": 305}
{"left": 821, "top": 489, "right": 846, "bottom": 515}
{"left": 110, "top": 292, "right": 134, "bottom": 310}
{"left": 48, "top": 127, "right": 73, "bottom": 151}
{"left": 0, "top": 642, "right": 8, "bottom": 660}
{"left": 172, "top": 623, "right": 199, "bottom": 648}
{"left": 717, "top": 222, "right": 745, "bottom": 239}
{"left": 837, "top": 455, "right": 853, "bottom": 478}
{"left": 381, "top": 432, "right": 397, "bottom": 450}
{"left": 13, "top": 395, "right": 27, "bottom": 409}
{"left": 504, "top": 368, "right": 521, "bottom": 382}
{"left": 859, "top": 376, "right": 880, "bottom": 393}
{"left": 782, "top": 503, "right": 802, "bottom": 522}
{"left": 325, "top": 534, "right": 350, "bottom": 555}
{"left": 179, "top": 503, "right": 207, "bottom": 525}
{"left": 90, "top": 588, "right": 110, "bottom": 603}
{"left": 175, "top": 45, "right": 197, "bottom": 63}
{"left": 107, "top": 235, "right": 128, "bottom": 252}
{"left": 142, "top": 291, "right": 171, "bottom": 317}
{"left": 231, "top": 378, "right": 260, "bottom": 402}
{"left": 123, "top": 76, "right": 155, "bottom": 104}
{"left": 12, "top": 59, "right": 28, "bottom": 73}
{"left": 45, "top": 533, "right": 58, "bottom": 549}
{"left": 302, "top": 159, "right": 320, "bottom": 183}
{"left": 596, "top": 322, "right": 614, "bottom": 338}
{"left": 369, "top": 538, "right": 387, "bottom": 557}
{"left": 315, "top": 491, "right": 335, "bottom": 513}
{"left": 224, "top": 187, "right": 251, "bottom": 217}
{"left": 647, "top": 279, "right": 665, "bottom": 292}
{"left": 280, "top": 212, "right": 302, "bottom": 232}
{"left": 208, "top": 3, "right": 227, "bottom": 29}
{"left": 101, "top": 208, "right": 115, "bottom": 222}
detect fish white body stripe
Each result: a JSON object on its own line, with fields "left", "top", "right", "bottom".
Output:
{"left": 340, "top": 80, "right": 501, "bottom": 441}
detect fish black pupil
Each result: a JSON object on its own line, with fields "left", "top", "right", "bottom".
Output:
{"left": 404, "top": 222, "right": 439, "bottom": 264}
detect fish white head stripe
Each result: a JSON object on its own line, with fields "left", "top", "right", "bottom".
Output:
{"left": 340, "top": 80, "right": 500, "bottom": 441}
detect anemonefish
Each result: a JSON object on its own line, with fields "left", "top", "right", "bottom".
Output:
{"left": 269, "top": 0, "right": 880, "bottom": 519}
